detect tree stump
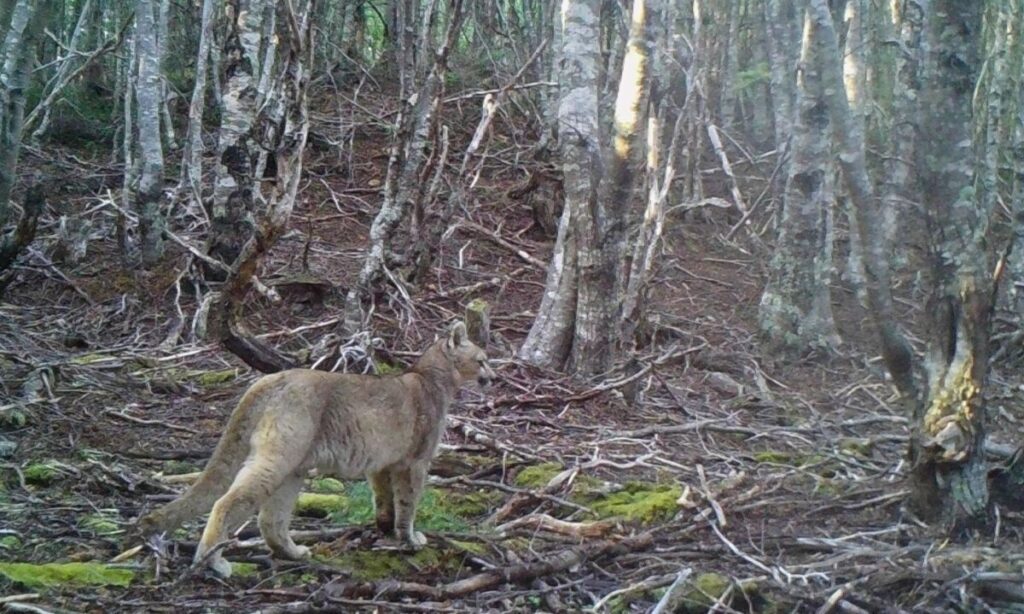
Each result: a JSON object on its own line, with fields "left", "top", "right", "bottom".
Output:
{"left": 465, "top": 299, "right": 490, "bottom": 348}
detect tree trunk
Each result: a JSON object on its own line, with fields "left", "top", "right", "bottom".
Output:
{"left": 177, "top": 0, "right": 215, "bottom": 204}
{"left": 810, "top": 0, "right": 992, "bottom": 533}
{"left": 0, "top": 0, "right": 48, "bottom": 229}
{"left": 132, "top": 0, "right": 167, "bottom": 266}
{"left": 520, "top": 0, "right": 655, "bottom": 376}
{"left": 206, "top": 0, "right": 315, "bottom": 373}
{"left": 911, "top": 0, "right": 991, "bottom": 533}
{"left": 841, "top": 0, "right": 867, "bottom": 294}
{"left": 206, "top": 0, "right": 268, "bottom": 269}
{"left": 758, "top": 8, "right": 839, "bottom": 355}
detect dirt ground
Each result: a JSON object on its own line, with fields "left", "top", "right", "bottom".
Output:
{"left": 1, "top": 89, "right": 1023, "bottom": 613}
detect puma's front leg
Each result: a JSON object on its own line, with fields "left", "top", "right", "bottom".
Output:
{"left": 369, "top": 470, "right": 395, "bottom": 535}
{"left": 391, "top": 463, "right": 428, "bottom": 548}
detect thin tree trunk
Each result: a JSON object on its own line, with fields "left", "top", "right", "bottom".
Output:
{"left": 207, "top": 0, "right": 268, "bottom": 268}
{"left": 157, "top": 0, "right": 176, "bottom": 150}
{"left": 177, "top": 0, "right": 215, "bottom": 204}
{"left": 133, "top": 0, "right": 167, "bottom": 266}
{"left": 0, "top": 0, "right": 48, "bottom": 229}
{"left": 758, "top": 8, "right": 839, "bottom": 355}
{"left": 841, "top": 0, "right": 867, "bottom": 293}
{"left": 519, "top": 0, "right": 600, "bottom": 370}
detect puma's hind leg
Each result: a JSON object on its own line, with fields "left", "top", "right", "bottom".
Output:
{"left": 194, "top": 417, "right": 314, "bottom": 577}
{"left": 258, "top": 474, "right": 309, "bottom": 561}
{"left": 391, "top": 462, "right": 428, "bottom": 548}
{"left": 369, "top": 470, "right": 395, "bottom": 535}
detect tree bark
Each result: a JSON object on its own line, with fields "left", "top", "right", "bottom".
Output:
{"left": 758, "top": 7, "right": 839, "bottom": 355}
{"left": 177, "top": 0, "right": 216, "bottom": 204}
{"left": 0, "top": 0, "right": 48, "bottom": 230}
{"left": 810, "top": 0, "right": 992, "bottom": 533}
{"left": 521, "top": 0, "right": 655, "bottom": 376}
{"left": 206, "top": 0, "right": 268, "bottom": 269}
{"left": 207, "top": 0, "right": 315, "bottom": 373}
{"left": 132, "top": 0, "right": 167, "bottom": 266}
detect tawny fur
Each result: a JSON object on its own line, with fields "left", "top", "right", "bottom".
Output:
{"left": 136, "top": 321, "right": 495, "bottom": 577}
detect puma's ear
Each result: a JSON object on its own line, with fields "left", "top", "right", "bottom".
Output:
{"left": 448, "top": 321, "right": 468, "bottom": 348}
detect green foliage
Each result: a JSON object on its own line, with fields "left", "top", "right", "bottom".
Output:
{"left": 0, "top": 562, "right": 134, "bottom": 589}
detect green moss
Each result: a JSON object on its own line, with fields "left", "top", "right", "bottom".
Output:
{"left": 678, "top": 573, "right": 732, "bottom": 612}
{"left": 0, "top": 407, "right": 30, "bottom": 429}
{"left": 318, "top": 481, "right": 498, "bottom": 531}
{"left": 0, "top": 562, "right": 134, "bottom": 589}
{"left": 296, "top": 493, "right": 348, "bottom": 518}
{"left": 0, "top": 536, "right": 21, "bottom": 550}
{"left": 753, "top": 451, "right": 792, "bottom": 464}
{"left": 319, "top": 547, "right": 446, "bottom": 581}
{"left": 588, "top": 482, "right": 681, "bottom": 524}
{"left": 231, "top": 562, "right": 260, "bottom": 578}
{"left": 80, "top": 514, "right": 121, "bottom": 537}
{"left": 446, "top": 538, "right": 488, "bottom": 556}
{"left": 23, "top": 462, "right": 58, "bottom": 485}
{"left": 374, "top": 361, "right": 403, "bottom": 375}
{"left": 514, "top": 462, "right": 564, "bottom": 488}
{"left": 443, "top": 490, "right": 502, "bottom": 519}
{"left": 310, "top": 477, "right": 346, "bottom": 493}
{"left": 194, "top": 369, "right": 239, "bottom": 387}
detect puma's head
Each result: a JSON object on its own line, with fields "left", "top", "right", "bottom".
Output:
{"left": 444, "top": 321, "right": 496, "bottom": 388}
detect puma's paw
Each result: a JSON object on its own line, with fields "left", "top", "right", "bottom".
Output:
{"left": 405, "top": 531, "right": 427, "bottom": 549}
{"left": 208, "top": 555, "right": 233, "bottom": 578}
{"left": 285, "top": 544, "right": 311, "bottom": 560}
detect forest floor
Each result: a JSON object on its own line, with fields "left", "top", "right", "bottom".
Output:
{"left": 2, "top": 88, "right": 1024, "bottom": 613}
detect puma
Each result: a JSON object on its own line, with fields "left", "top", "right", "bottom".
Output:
{"left": 135, "top": 321, "right": 495, "bottom": 577}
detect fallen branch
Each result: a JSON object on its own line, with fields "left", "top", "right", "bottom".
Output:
{"left": 495, "top": 513, "right": 617, "bottom": 539}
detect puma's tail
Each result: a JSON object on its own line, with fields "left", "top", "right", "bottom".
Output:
{"left": 135, "top": 376, "right": 277, "bottom": 537}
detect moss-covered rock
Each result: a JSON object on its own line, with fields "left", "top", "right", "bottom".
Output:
{"left": 0, "top": 407, "right": 29, "bottom": 429}
{"left": 231, "top": 562, "right": 260, "bottom": 578}
{"left": 0, "top": 562, "right": 134, "bottom": 589}
{"left": 310, "top": 477, "right": 345, "bottom": 493}
{"left": 295, "top": 493, "right": 348, "bottom": 518}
